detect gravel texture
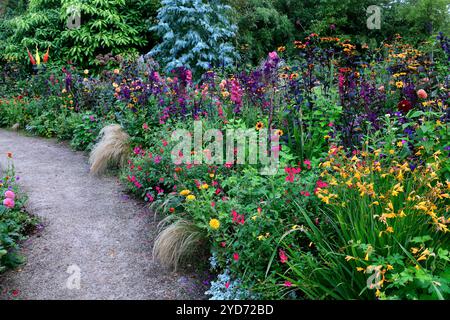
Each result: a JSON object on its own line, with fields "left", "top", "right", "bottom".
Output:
{"left": 0, "top": 129, "right": 205, "bottom": 300}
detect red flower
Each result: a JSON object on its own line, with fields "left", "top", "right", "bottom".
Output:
{"left": 233, "top": 252, "right": 240, "bottom": 261}
{"left": 26, "top": 48, "right": 36, "bottom": 65}
{"left": 43, "top": 47, "right": 50, "bottom": 63}
{"left": 398, "top": 100, "right": 412, "bottom": 113}
{"left": 285, "top": 167, "right": 301, "bottom": 182}
{"left": 314, "top": 179, "right": 328, "bottom": 194}
{"left": 169, "top": 207, "right": 175, "bottom": 213}
{"left": 279, "top": 249, "right": 288, "bottom": 264}
{"left": 231, "top": 210, "right": 245, "bottom": 224}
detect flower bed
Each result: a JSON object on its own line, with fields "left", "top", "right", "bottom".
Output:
{"left": 0, "top": 34, "right": 449, "bottom": 299}
{"left": 0, "top": 153, "right": 37, "bottom": 273}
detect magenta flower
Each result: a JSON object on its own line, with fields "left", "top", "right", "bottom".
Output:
{"left": 233, "top": 252, "right": 240, "bottom": 262}
{"left": 268, "top": 51, "right": 278, "bottom": 60}
{"left": 279, "top": 249, "right": 288, "bottom": 264}
{"left": 284, "top": 281, "right": 292, "bottom": 287}
{"left": 5, "top": 190, "right": 15, "bottom": 199}
{"left": 303, "top": 159, "right": 312, "bottom": 169}
{"left": 3, "top": 198, "right": 15, "bottom": 208}
{"left": 154, "top": 155, "right": 162, "bottom": 164}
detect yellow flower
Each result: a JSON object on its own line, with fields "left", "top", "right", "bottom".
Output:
{"left": 257, "top": 235, "right": 265, "bottom": 241}
{"left": 180, "top": 189, "right": 191, "bottom": 196}
{"left": 330, "top": 178, "right": 338, "bottom": 186}
{"left": 356, "top": 267, "right": 365, "bottom": 272}
{"left": 345, "top": 255, "right": 356, "bottom": 261}
{"left": 255, "top": 121, "right": 264, "bottom": 131}
{"left": 209, "top": 173, "right": 215, "bottom": 178}
{"left": 186, "top": 195, "right": 196, "bottom": 201}
{"left": 84, "top": 69, "right": 89, "bottom": 75}
{"left": 200, "top": 183, "right": 209, "bottom": 189}
{"left": 389, "top": 149, "right": 395, "bottom": 155}
{"left": 275, "top": 129, "right": 284, "bottom": 136}
{"left": 379, "top": 226, "right": 394, "bottom": 237}
{"left": 375, "top": 289, "right": 381, "bottom": 298}
{"left": 395, "top": 81, "right": 404, "bottom": 89}
{"left": 364, "top": 245, "right": 373, "bottom": 261}
{"left": 209, "top": 218, "right": 220, "bottom": 230}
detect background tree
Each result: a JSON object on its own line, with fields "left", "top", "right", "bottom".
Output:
{"left": 225, "top": 0, "right": 294, "bottom": 63}
{"left": 149, "top": 0, "right": 238, "bottom": 74}
{"left": 0, "top": 0, "right": 160, "bottom": 68}
{"left": 60, "top": 0, "right": 158, "bottom": 67}
{"left": 398, "top": 0, "right": 450, "bottom": 36}
{"left": 0, "top": 0, "right": 62, "bottom": 63}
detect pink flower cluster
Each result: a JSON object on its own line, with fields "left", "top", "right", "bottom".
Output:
{"left": 3, "top": 190, "right": 15, "bottom": 208}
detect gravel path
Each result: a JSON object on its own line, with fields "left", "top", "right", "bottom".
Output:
{"left": 0, "top": 129, "right": 204, "bottom": 300}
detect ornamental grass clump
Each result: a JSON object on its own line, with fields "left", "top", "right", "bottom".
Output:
{"left": 153, "top": 216, "right": 206, "bottom": 271}
{"left": 89, "top": 124, "right": 130, "bottom": 175}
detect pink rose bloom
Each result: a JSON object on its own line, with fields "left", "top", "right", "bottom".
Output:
{"left": 5, "top": 190, "right": 15, "bottom": 199}
{"left": 378, "top": 85, "right": 385, "bottom": 92}
{"left": 417, "top": 89, "right": 428, "bottom": 99}
{"left": 3, "top": 197, "right": 15, "bottom": 208}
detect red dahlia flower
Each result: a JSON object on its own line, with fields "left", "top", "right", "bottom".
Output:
{"left": 398, "top": 100, "right": 412, "bottom": 113}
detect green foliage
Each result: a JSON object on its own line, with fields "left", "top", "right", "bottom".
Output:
{"left": 227, "top": 0, "right": 294, "bottom": 63}
{"left": 0, "top": 0, "right": 62, "bottom": 66}
{"left": 399, "top": 0, "right": 450, "bottom": 36}
{"left": 0, "top": 0, "right": 159, "bottom": 68}
{"left": 60, "top": 0, "right": 154, "bottom": 67}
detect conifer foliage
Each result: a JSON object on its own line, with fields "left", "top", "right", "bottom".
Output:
{"left": 149, "top": 0, "right": 238, "bottom": 73}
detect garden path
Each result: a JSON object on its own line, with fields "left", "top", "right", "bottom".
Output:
{"left": 0, "top": 129, "right": 203, "bottom": 300}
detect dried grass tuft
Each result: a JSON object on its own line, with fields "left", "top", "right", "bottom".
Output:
{"left": 11, "top": 123, "right": 20, "bottom": 131}
{"left": 153, "top": 216, "right": 205, "bottom": 271}
{"left": 89, "top": 124, "right": 130, "bottom": 175}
